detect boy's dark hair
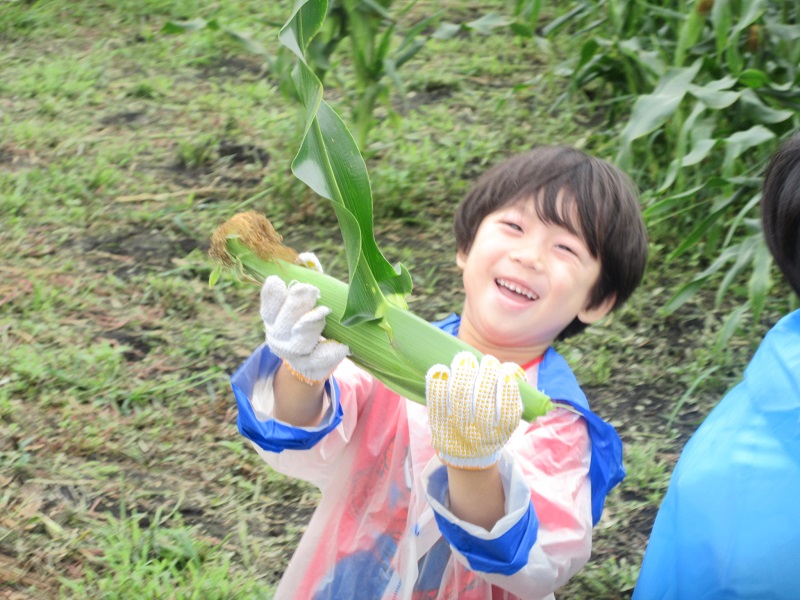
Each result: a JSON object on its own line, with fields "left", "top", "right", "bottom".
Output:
{"left": 762, "top": 133, "right": 800, "bottom": 297}
{"left": 454, "top": 146, "right": 648, "bottom": 339}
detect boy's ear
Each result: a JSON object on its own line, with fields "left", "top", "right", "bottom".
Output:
{"left": 456, "top": 249, "right": 467, "bottom": 270}
{"left": 577, "top": 293, "right": 616, "bottom": 325}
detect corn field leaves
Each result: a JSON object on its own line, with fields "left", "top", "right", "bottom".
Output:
{"left": 748, "top": 238, "right": 772, "bottom": 322}
{"left": 356, "top": 0, "right": 393, "bottom": 20}
{"left": 667, "top": 365, "right": 720, "bottom": 429}
{"left": 729, "top": 0, "right": 767, "bottom": 41}
{"left": 394, "top": 13, "right": 439, "bottom": 67}
{"left": 715, "top": 234, "right": 759, "bottom": 306}
{"left": 674, "top": 6, "right": 705, "bottom": 67}
{"left": 722, "top": 125, "right": 775, "bottom": 174}
{"left": 713, "top": 0, "right": 766, "bottom": 72}
{"left": 687, "top": 78, "right": 740, "bottom": 110}
{"left": 347, "top": 7, "right": 380, "bottom": 80}
{"left": 383, "top": 13, "right": 438, "bottom": 102}
{"left": 541, "top": 2, "right": 589, "bottom": 37}
{"left": 466, "top": 13, "right": 514, "bottom": 35}
{"left": 668, "top": 185, "right": 745, "bottom": 261}
{"left": 738, "top": 68, "right": 771, "bottom": 88}
{"left": 279, "top": 0, "right": 412, "bottom": 326}
{"left": 712, "top": 304, "right": 749, "bottom": 357}
{"left": 659, "top": 138, "right": 717, "bottom": 193}
{"left": 738, "top": 90, "right": 795, "bottom": 124}
{"left": 565, "top": 0, "right": 798, "bottom": 326}
{"left": 660, "top": 277, "right": 710, "bottom": 316}
{"left": 161, "top": 18, "right": 220, "bottom": 34}
{"left": 644, "top": 184, "right": 707, "bottom": 222}
{"left": 162, "top": 17, "right": 270, "bottom": 56}
{"left": 617, "top": 61, "right": 702, "bottom": 163}
{"left": 664, "top": 244, "right": 745, "bottom": 315}
{"left": 711, "top": 0, "right": 733, "bottom": 59}
{"left": 723, "top": 192, "right": 762, "bottom": 247}
{"left": 668, "top": 208, "right": 726, "bottom": 261}
{"left": 431, "top": 22, "right": 460, "bottom": 40}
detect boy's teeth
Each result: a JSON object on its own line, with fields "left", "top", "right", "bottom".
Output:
{"left": 497, "top": 279, "right": 538, "bottom": 300}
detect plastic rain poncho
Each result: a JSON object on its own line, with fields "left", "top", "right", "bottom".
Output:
{"left": 231, "top": 315, "right": 625, "bottom": 600}
{"left": 634, "top": 309, "right": 800, "bottom": 600}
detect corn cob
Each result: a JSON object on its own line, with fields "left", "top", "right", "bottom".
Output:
{"left": 210, "top": 211, "right": 554, "bottom": 422}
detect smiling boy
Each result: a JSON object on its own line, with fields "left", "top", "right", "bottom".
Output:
{"left": 457, "top": 198, "right": 614, "bottom": 367}
{"left": 231, "top": 146, "right": 648, "bottom": 599}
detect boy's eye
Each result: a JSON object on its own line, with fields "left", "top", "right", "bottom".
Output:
{"left": 556, "top": 243, "right": 577, "bottom": 255}
{"left": 502, "top": 221, "right": 523, "bottom": 232}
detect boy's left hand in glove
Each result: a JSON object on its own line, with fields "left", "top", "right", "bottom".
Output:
{"left": 260, "top": 252, "right": 349, "bottom": 385}
{"left": 426, "top": 351, "right": 524, "bottom": 470}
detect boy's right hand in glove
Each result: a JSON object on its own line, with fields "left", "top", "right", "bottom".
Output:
{"left": 260, "top": 253, "right": 349, "bottom": 386}
{"left": 426, "top": 351, "right": 523, "bottom": 470}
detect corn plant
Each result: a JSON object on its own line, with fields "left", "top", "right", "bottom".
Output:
{"left": 209, "top": 0, "right": 554, "bottom": 422}
{"left": 163, "top": 1, "right": 435, "bottom": 148}
{"left": 558, "top": 0, "right": 799, "bottom": 324}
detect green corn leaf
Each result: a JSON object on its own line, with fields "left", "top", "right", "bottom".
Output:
{"left": 360, "top": 0, "right": 392, "bottom": 21}
{"left": 667, "top": 365, "right": 720, "bottom": 430}
{"left": 748, "top": 237, "right": 772, "bottom": 323}
{"left": 658, "top": 138, "right": 717, "bottom": 194}
{"left": 660, "top": 276, "right": 710, "bottom": 316}
{"left": 712, "top": 304, "right": 749, "bottom": 358}
{"left": 161, "top": 18, "right": 220, "bottom": 34}
{"left": 674, "top": 4, "right": 706, "bottom": 67}
{"left": 687, "top": 77, "right": 740, "bottom": 110}
{"left": 208, "top": 265, "right": 222, "bottom": 288}
{"left": 722, "top": 125, "right": 775, "bottom": 175}
{"left": 715, "top": 235, "right": 758, "bottom": 307}
{"left": 738, "top": 89, "right": 795, "bottom": 124}
{"left": 657, "top": 102, "right": 711, "bottom": 193}
{"left": 279, "top": 0, "right": 412, "bottom": 326}
{"left": 432, "top": 22, "right": 461, "bottom": 40}
{"left": 723, "top": 191, "right": 762, "bottom": 247}
{"left": 644, "top": 184, "right": 708, "bottom": 223}
{"left": 222, "top": 27, "right": 269, "bottom": 57}
{"left": 211, "top": 229, "right": 554, "bottom": 421}
{"left": 668, "top": 194, "right": 738, "bottom": 260}
{"left": 394, "top": 13, "right": 438, "bottom": 67}
{"left": 730, "top": 0, "right": 767, "bottom": 40}
{"left": 541, "top": 3, "right": 589, "bottom": 36}
{"left": 466, "top": 13, "right": 514, "bottom": 35}
{"left": 255, "top": 0, "right": 553, "bottom": 421}
{"left": 346, "top": 5, "right": 376, "bottom": 80}
{"left": 711, "top": 0, "right": 732, "bottom": 60}
{"left": 617, "top": 61, "right": 702, "bottom": 165}
{"left": 738, "top": 68, "right": 771, "bottom": 88}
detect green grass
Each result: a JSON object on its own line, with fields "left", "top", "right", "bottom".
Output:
{"left": 0, "top": 0, "right": 786, "bottom": 598}
{"left": 57, "top": 493, "right": 274, "bottom": 599}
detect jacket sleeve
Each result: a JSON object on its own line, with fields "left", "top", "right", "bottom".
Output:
{"left": 230, "top": 344, "right": 377, "bottom": 491}
{"left": 423, "top": 407, "right": 592, "bottom": 597}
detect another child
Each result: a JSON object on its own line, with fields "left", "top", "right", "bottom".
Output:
{"left": 633, "top": 134, "right": 800, "bottom": 599}
{"left": 231, "top": 146, "right": 648, "bottom": 599}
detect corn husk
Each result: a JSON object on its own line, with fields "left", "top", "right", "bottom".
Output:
{"left": 210, "top": 211, "right": 554, "bottom": 421}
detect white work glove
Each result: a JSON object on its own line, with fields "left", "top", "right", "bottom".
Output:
{"left": 260, "top": 252, "right": 349, "bottom": 385}
{"left": 426, "top": 351, "right": 524, "bottom": 470}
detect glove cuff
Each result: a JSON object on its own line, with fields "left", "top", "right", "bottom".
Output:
{"left": 437, "top": 450, "right": 502, "bottom": 471}
{"left": 282, "top": 359, "right": 324, "bottom": 386}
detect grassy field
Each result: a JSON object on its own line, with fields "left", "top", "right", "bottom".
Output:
{"left": 0, "top": 1, "right": 788, "bottom": 598}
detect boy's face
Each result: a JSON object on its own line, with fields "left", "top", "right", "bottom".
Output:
{"left": 456, "top": 199, "right": 614, "bottom": 359}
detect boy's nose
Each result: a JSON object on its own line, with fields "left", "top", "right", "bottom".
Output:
{"left": 510, "top": 245, "right": 543, "bottom": 270}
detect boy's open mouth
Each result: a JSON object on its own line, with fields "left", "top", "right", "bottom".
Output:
{"left": 496, "top": 278, "right": 539, "bottom": 301}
